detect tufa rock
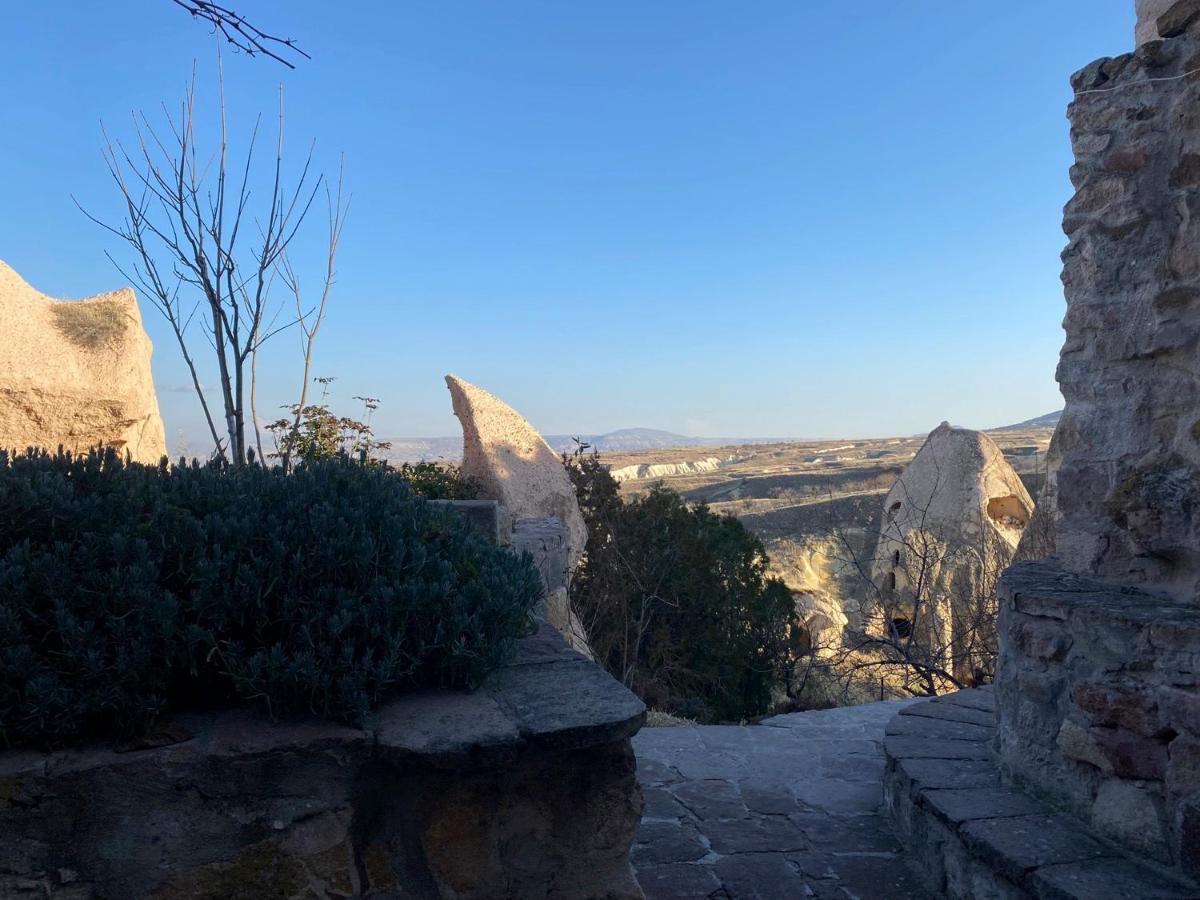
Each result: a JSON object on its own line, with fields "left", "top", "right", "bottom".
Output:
{"left": 0, "top": 261, "right": 166, "bottom": 463}
{"left": 868, "top": 423, "right": 1033, "bottom": 684}
{"left": 445, "top": 374, "right": 587, "bottom": 567}
{"left": 1014, "top": 423, "right": 1061, "bottom": 562}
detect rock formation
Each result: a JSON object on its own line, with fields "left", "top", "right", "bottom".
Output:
{"left": 446, "top": 375, "right": 591, "bottom": 654}
{"left": 0, "top": 261, "right": 166, "bottom": 463}
{"left": 997, "top": 7, "right": 1200, "bottom": 876}
{"left": 867, "top": 423, "right": 1033, "bottom": 684}
{"left": 609, "top": 456, "right": 726, "bottom": 483}
{"left": 1137, "top": 0, "right": 1180, "bottom": 44}
{"left": 1014, "top": 425, "right": 1061, "bottom": 562}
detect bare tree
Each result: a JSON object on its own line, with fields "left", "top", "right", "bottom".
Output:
{"left": 275, "top": 162, "right": 349, "bottom": 472}
{"left": 79, "top": 64, "right": 343, "bottom": 464}
{"left": 794, "top": 471, "right": 1020, "bottom": 701}
{"left": 171, "top": 1, "right": 309, "bottom": 68}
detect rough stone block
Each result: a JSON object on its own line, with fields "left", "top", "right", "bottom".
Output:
{"left": 899, "top": 698, "right": 996, "bottom": 728}
{"left": 428, "top": 498, "right": 504, "bottom": 544}
{"left": 920, "top": 788, "right": 1044, "bottom": 826}
{"left": 884, "top": 715, "right": 993, "bottom": 744}
{"left": 1030, "top": 857, "right": 1199, "bottom": 899}
{"left": 0, "top": 631, "right": 647, "bottom": 900}
{"left": 960, "top": 814, "right": 1116, "bottom": 885}
{"left": 1091, "top": 780, "right": 1170, "bottom": 862}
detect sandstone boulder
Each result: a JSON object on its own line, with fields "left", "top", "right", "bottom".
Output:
{"left": 868, "top": 423, "right": 1033, "bottom": 684}
{"left": 446, "top": 375, "right": 587, "bottom": 565}
{"left": 0, "top": 261, "right": 166, "bottom": 463}
{"left": 446, "top": 375, "right": 591, "bottom": 652}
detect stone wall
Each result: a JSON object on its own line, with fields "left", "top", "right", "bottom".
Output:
{"left": 998, "top": 562, "right": 1200, "bottom": 878}
{"left": 0, "top": 624, "right": 646, "bottom": 899}
{"left": 997, "top": 8, "right": 1200, "bottom": 882}
{"left": 1055, "top": 17, "right": 1200, "bottom": 603}
{"left": 1138, "top": 0, "right": 1179, "bottom": 45}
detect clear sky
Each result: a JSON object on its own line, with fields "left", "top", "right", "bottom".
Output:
{"left": 1, "top": 1, "right": 1134, "bottom": 446}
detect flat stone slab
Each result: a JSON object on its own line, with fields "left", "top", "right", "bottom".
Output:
{"left": 920, "top": 787, "right": 1044, "bottom": 825}
{"left": 961, "top": 814, "right": 1116, "bottom": 883}
{"left": 883, "top": 692, "right": 1200, "bottom": 899}
{"left": 1030, "top": 857, "right": 1200, "bottom": 900}
{"left": 633, "top": 700, "right": 932, "bottom": 899}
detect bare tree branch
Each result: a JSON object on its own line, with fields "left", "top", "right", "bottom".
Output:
{"left": 171, "top": 0, "right": 310, "bottom": 68}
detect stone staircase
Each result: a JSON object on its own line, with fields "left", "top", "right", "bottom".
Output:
{"left": 884, "top": 688, "right": 1200, "bottom": 899}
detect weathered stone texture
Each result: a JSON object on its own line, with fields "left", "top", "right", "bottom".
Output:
{"left": 997, "top": 561, "right": 1200, "bottom": 877}
{"left": 867, "top": 423, "right": 1033, "bottom": 683}
{"left": 445, "top": 376, "right": 592, "bottom": 654}
{"left": 446, "top": 375, "right": 586, "bottom": 571}
{"left": 1138, "top": 0, "right": 1182, "bottom": 45}
{"left": 0, "top": 262, "right": 166, "bottom": 463}
{"left": 0, "top": 625, "right": 645, "bottom": 899}
{"left": 1058, "top": 29, "right": 1200, "bottom": 602}
{"left": 885, "top": 691, "right": 1200, "bottom": 899}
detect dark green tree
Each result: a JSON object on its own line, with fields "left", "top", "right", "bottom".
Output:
{"left": 564, "top": 447, "right": 800, "bottom": 721}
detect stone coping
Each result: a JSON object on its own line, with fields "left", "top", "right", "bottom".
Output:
{"left": 884, "top": 689, "right": 1200, "bottom": 899}
{"left": 1001, "top": 559, "right": 1200, "bottom": 634}
{"left": 0, "top": 621, "right": 645, "bottom": 779}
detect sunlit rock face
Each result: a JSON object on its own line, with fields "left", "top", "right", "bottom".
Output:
{"left": 0, "top": 261, "right": 166, "bottom": 462}
{"left": 446, "top": 374, "right": 591, "bottom": 655}
{"left": 866, "top": 423, "right": 1032, "bottom": 684}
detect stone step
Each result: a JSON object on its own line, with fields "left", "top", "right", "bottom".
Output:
{"left": 884, "top": 688, "right": 1200, "bottom": 899}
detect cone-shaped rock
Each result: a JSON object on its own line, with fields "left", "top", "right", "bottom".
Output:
{"left": 0, "top": 261, "right": 166, "bottom": 462}
{"left": 867, "top": 423, "right": 1033, "bottom": 685}
{"left": 445, "top": 374, "right": 587, "bottom": 565}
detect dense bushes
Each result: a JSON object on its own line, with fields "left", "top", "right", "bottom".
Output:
{"left": 565, "top": 450, "right": 800, "bottom": 722}
{"left": 0, "top": 449, "right": 541, "bottom": 748}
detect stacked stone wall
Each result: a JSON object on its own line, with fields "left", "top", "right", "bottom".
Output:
{"left": 1055, "top": 26, "right": 1200, "bottom": 602}
{"left": 997, "top": 10, "right": 1200, "bottom": 883}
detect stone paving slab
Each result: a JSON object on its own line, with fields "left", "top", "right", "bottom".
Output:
{"left": 633, "top": 700, "right": 932, "bottom": 899}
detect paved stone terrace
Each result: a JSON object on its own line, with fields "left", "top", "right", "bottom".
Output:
{"left": 632, "top": 699, "right": 932, "bottom": 899}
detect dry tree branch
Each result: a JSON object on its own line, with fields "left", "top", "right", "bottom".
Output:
{"left": 171, "top": 0, "right": 310, "bottom": 68}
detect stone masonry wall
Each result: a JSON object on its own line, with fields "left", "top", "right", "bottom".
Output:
{"left": 996, "top": 6, "right": 1200, "bottom": 882}
{"left": 1055, "top": 20, "right": 1200, "bottom": 603}
{"left": 997, "top": 562, "right": 1200, "bottom": 879}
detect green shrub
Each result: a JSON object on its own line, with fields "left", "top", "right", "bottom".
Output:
{"left": 565, "top": 449, "right": 800, "bottom": 722}
{"left": 0, "top": 449, "right": 541, "bottom": 748}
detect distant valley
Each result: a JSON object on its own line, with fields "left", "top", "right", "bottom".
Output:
{"left": 379, "top": 412, "right": 1063, "bottom": 463}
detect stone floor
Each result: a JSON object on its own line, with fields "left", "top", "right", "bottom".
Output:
{"left": 632, "top": 699, "right": 932, "bottom": 900}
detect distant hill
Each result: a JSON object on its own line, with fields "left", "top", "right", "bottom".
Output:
{"left": 992, "top": 411, "right": 1062, "bottom": 432}
{"left": 545, "top": 428, "right": 709, "bottom": 454}
{"left": 380, "top": 428, "right": 722, "bottom": 463}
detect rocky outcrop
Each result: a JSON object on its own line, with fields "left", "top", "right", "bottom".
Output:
{"left": 1055, "top": 21, "right": 1200, "bottom": 602}
{"left": 0, "top": 262, "right": 166, "bottom": 462}
{"left": 445, "top": 376, "right": 590, "bottom": 654}
{"left": 867, "top": 424, "right": 1033, "bottom": 684}
{"left": 1014, "top": 426, "right": 1061, "bottom": 562}
{"left": 609, "top": 457, "right": 725, "bottom": 483}
{"left": 0, "top": 624, "right": 646, "bottom": 900}
{"left": 446, "top": 376, "right": 586, "bottom": 567}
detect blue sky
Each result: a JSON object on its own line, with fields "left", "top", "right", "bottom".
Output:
{"left": 1, "top": 1, "right": 1133, "bottom": 446}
